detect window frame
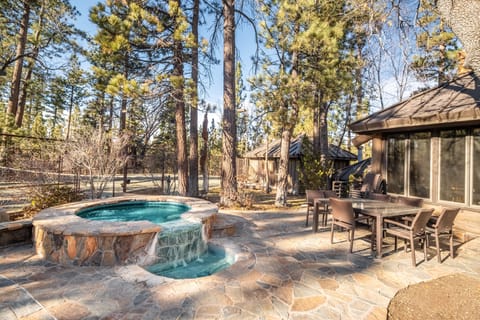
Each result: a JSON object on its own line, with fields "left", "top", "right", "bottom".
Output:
{"left": 470, "top": 128, "right": 480, "bottom": 209}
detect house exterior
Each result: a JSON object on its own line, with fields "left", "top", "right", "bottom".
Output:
{"left": 350, "top": 72, "right": 480, "bottom": 237}
{"left": 239, "top": 134, "right": 357, "bottom": 194}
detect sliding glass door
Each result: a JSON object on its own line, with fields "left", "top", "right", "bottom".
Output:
{"left": 387, "top": 135, "right": 406, "bottom": 194}
{"left": 439, "top": 130, "right": 466, "bottom": 203}
{"left": 409, "top": 133, "right": 431, "bottom": 198}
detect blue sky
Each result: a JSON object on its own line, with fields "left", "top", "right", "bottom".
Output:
{"left": 71, "top": 0, "right": 258, "bottom": 114}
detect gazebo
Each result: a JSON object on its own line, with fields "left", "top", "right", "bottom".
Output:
{"left": 240, "top": 134, "right": 357, "bottom": 194}
{"left": 350, "top": 72, "right": 480, "bottom": 237}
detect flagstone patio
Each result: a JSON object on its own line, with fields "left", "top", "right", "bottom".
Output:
{"left": 1, "top": 207, "right": 479, "bottom": 319}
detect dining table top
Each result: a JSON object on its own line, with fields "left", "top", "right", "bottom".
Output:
{"left": 313, "top": 197, "right": 422, "bottom": 258}
{"left": 314, "top": 197, "right": 420, "bottom": 218}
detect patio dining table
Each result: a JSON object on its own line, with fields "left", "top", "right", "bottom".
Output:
{"left": 313, "top": 197, "right": 420, "bottom": 258}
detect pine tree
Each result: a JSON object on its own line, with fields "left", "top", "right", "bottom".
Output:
{"left": 171, "top": 0, "right": 189, "bottom": 196}
{"left": 89, "top": 0, "right": 162, "bottom": 192}
{"left": 220, "top": 0, "right": 238, "bottom": 206}
{"left": 252, "top": 0, "right": 358, "bottom": 204}
{"left": 5, "top": 0, "right": 30, "bottom": 129}
{"left": 188, "top": 0, "right": 200, "bottom": 197}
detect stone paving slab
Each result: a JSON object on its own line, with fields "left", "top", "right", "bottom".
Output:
{"left": 1, "top": 208, "right": 480, "bottom": 319}
{"left": 0, "top": 275, "right": 55, "bottom": 320}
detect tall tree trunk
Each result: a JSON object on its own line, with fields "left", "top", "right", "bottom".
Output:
{"left": 66, "top": 85, "right": 74, "bottom": 141}
{"left": 275, "top": 123, "right": 292, "bottom": 206}
{"left": 436, "top": 0, "right": 480, "bottom": 74}
{"left": 264, "top": 136, "right": 270, "bottom": 193}
{"left": 108, "top": 95, "right": 114, "bottom": 131}
{"left": 120, "top": 54, "right": 129, "bottom": 193}
{"left": 16, "top": 49, "right": 39, "bottom": 128}
{"left": 6, "top": 1, "right": 30, "bottom": 128}
{"left": 120, "top": 92, "right": 128, "bottom": 192}
{"left": 275, "top": 34, "right": 299, "bottom": 206}
{"left": 200, "top": 105, "right": 209, "bottom": 194}
{"left": 16, "top": 0, "right": 45, "bottom": 128}
{"left": 173, "top": 29, "right": 188, "bottom": 196}
{"left": 313, "top": 92, "right": 320, "bottom": 152}
{"left": 352, "top": 42, "right": 365, "bottom": 152}
{"left": 188, "top": 0, "right": 199, "bottom": 197}
{"left": 319, "top": 100, "right": 329, "bottom": 167}
{"left": 220, "top": 0, "right": 237, "bottom": 206}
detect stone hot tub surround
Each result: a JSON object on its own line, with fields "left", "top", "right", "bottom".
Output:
{"left": 33, "top": 196, "right": 218, "bottom": 266}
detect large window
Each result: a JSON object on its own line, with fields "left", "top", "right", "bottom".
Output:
{"left": 440, "top": 130, "right": 466, "bottom": 203}
{"left": 387, "top": 135, "right": 406, "bottom": 194}
{"left": 386, "top": 128, "right": 479, "bottom": 207}
{"left": 473, "top": 129, "right": 480, "bottom": 205}
{"left": 409, "top": 133, "right": 431, "bottom": 198}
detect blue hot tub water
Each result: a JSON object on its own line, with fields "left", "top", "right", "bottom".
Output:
{"left": 147, "top": 245, "right": 235, "bottom": 279}
{"left": 77, "top": 201, "right": 189, "bottom": 224}
{"left": 77, "top": 201, "right": 232, "bottom": 278}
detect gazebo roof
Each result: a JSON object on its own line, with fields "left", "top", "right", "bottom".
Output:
{"left": 350, "top": 72, "right": 480, "bottom": 136}
{"left": 244, "top": 134, "right": 357, "bottom": 161}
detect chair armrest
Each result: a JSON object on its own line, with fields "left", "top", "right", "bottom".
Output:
{"left": 401, "top": 215, "right": 414, "bottom": 226}
{"left": 384, "top": 218, "right": 411, "bottom": 230}
{"left": 354, "top": 214, "right": 372, "bottom": 223}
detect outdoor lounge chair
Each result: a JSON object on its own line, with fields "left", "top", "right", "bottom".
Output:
{"left": 384, "top": 208, "right": 434, "bottom": 267}
{"left": 305, "top": 190, "right": 325, "bottom": 227}
{"left": 426, "top": 207, "right": 460, "bottom": 263}
{"left": 329, "top": 197, "right": 372, "bottom": 253}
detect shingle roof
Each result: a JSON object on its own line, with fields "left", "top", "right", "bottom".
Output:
{"left": 350, "top": 72, "right": 480, "bottom": 134}
{"left": 244, "top": 134, "right": 357, "bottom": 161}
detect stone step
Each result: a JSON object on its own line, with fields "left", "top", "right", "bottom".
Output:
{"left": 212, "top": 215, "right": 237, "bottom": 237}
{"left": 0, "top": 219, "right": 33, "bottom": 247}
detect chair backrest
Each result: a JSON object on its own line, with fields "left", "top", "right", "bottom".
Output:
{"left": 411, "top": 208, "right": 434, "bottom": 234}
{"left": 306, "top": 190, "right": 325, "bottom": 205}
{"left": 397, "top": 196, "right": 424, "bottom": 207}
{"left": 435, "top": 207, "right": 460, "bottom": 233}
{"left": 324, "top": 190, "right": 338, "bottom": 198}
{"left": 368, "top": 193, "right": 390, "bottom": 202}
{"left": 329, "top": 198, "right": 355, "bottom": 224}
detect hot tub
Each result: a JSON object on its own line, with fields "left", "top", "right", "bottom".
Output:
{"left": 33, "top": 195, "right": 218, "bottom": 267}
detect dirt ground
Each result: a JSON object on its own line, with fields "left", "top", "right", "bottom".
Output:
{"left": 387, "top": 273, "right": 480, "bottom": 319}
